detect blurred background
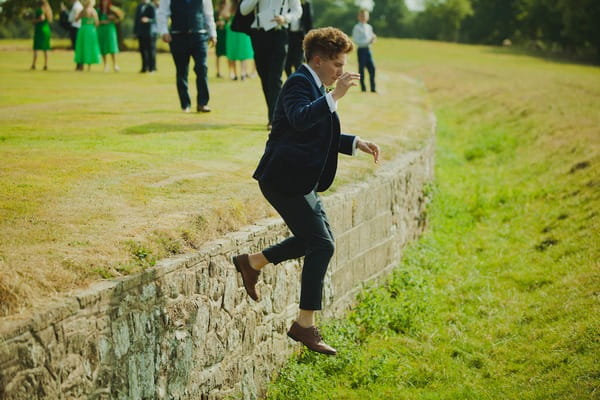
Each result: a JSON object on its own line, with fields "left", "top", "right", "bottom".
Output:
{"left": 1, "top": 0, "right": 599, "bottom": 61}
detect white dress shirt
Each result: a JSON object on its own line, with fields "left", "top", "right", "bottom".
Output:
{"left": 69, "top": 0, "right": 83, "bottom": 28}
{"left": 352, "top": 22, "right": 375, "bottom": 48}
{"left": 156, "top": 0, "right": 216, "bottom": 38}
{"left": 240, "top": 0, "right": 302, "bottom": 31}
{"left": 303, "top": 63, "right": 359, "bottom": 154}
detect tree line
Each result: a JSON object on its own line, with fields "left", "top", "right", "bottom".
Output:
{"left": 312, "top": 0, "right": 599, "bottom": 59}
{"left": 2, "top": 0, "right": 599, "bottom": 59}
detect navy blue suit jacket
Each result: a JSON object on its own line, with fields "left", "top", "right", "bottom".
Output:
{"left": 253, "top": 65, "right": 356, "bottom": 195}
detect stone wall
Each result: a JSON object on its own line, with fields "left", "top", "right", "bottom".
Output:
{"left": 0, "top": 133, "right": 435, "bottom": 400}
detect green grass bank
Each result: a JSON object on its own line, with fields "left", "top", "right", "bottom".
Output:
{"left": 266, "top": 41, "right": 599, "bottom": 399}
{"left": 0, "top": 39, "right": 431, "bottom": 317}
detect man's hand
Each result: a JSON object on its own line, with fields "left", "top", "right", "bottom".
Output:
{"left": 272, "top": 15, "right": 286, "bottom": 26}
{"left": 208, "top": 37, "right": 217, "bottom": 47}
{"left": 331, "top": 72, "right": 360, "bottom": 101}
{"left": 357, "top": 139, "right": 380, "bottom": 164}
{"left": 161, "top": 33, "right": 172, "bottom": 43}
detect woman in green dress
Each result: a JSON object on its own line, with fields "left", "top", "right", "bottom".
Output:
{"left": 225, "top": 1, "right": 254, "bottom": 80}
{"left": 74, "top": 0, "right": 101, "bottom": 71}
{"left": 97, "top": 0, "right": 123, "bottom": 72}
{"left": 215, "top": 0, "right": 230, "bottom": 78}
{"left": 31, "top": 0, "right": 53, "bottom": 70}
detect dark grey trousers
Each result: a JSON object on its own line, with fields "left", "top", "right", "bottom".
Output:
{"left": 260, "top": 181, "right": 334, "bottom": 311}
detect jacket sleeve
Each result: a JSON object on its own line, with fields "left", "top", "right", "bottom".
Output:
{"left": 339, "top": 134, "right": 356, "bottom": 155}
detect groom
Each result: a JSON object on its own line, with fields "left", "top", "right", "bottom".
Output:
{"left": 233, "top": 27, "right": 381, "bottom": 355}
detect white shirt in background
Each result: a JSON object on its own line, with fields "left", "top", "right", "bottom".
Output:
{"left": 240, "top": 0, "right": 302, "bottom": 31}
{"left": 69, "top": 0, "right": 83, "bottom": 29}
{"left": 352, "top": 22, "right": 375, "bottom": 48}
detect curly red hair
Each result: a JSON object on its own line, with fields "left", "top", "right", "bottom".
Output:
{"left": 303, "top": 27, "right": 354, "bottom": 62}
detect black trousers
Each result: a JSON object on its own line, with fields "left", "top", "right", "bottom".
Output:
{"left": 358, "top": 47, "right": 376, "bottom": 92}
{"left": 285, "top": 30, "right": 304, "bottom": 77}
{"left": 250, "top": 29, "right": 288, "bottom": 124}
{"left": 138, "top": 35, "right": 157, "bottom": 72}
{"left": 169, "top": 33, "right": 209, "bottom": 109}
{"left": 260, "top": 181, "right": 335, "bottom": 311}
{"left": 70, "top": 26, "right": 83, "bottom": 70}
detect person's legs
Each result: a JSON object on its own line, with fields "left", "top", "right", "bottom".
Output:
{"left": 250, "top": 29, "right": 287, "bottom": 125}
{"left": 285, "top": 31, "right": 303, "bottom": 77}
{"left": 149, "top": 35, "right": 157, "bottom": 71}
{"left": 357, "top": 48, "right": 368, "bottom": 92}
{"left": 169, "top": 35, "right": 192, "bottom": 110}
{"left": 236, "top": 182, "right": 338, "bottom": 355}
{"left": 241, "top": 60, "right": 248, "bottom": 79}
{"left": 43, "top": 50, "right": 48, "bottom": 69}
{"left": 365, "top": 49, "right": 376, "bottom": 92}
{"left": 69, "top": 27, "right": 77, "bottom": 50}
{"left": 250, "top": 30, "right": 271, "bottom": 118}
{"left": 228, "top": 58, "right": 237, "bottom": 79}
{"left": 102, "top": 54, "right": 108, "bottom": 72}
{"left": 260, "top": 183, "right": 334, "bottom": 311}
{"left": 190, "top": 34, "right": 209, "bottom": 108}
{"left": 71, "top": 27, "right": 83, "bottom": 70}
{"left": 31, "top": 50, "right": 38, "bottom": 69}
{"left": 111, "top": 53, "right": 119, "bottom": 71}
{"left": 138, "top": 37, "right": 147, "bottom": 71}
{"left": 264, "top": 29, "right": 288, "bottom": 125}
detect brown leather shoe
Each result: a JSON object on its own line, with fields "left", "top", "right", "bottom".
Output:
{"left": 287, "top": 322, "right": 337, "bottom": 355}
{"left": 232, "top": 254, "right": 260, "bottom": 301}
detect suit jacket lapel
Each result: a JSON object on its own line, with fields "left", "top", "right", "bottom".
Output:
{"left": 296, "top": 65, "right": 324, "bottom": 98}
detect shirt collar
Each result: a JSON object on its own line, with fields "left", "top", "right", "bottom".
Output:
{"left": 303, "top": 63, "right": 323, "bottom": 90}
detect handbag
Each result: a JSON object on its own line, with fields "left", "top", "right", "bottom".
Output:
{"left": 230, "top": 5, "right": 254, "bottom": 34}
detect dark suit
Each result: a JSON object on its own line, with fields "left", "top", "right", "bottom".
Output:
{"left": 253, "top": 65, "right": 356, "bottom": 310}
{"left": 134, "top": 1, "right": 157, "bottom": 72}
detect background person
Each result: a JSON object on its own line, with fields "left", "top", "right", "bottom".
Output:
{"left": 226, "top": 0, "right": 254, "bottom": 80}
{"left": 157, "top": 0, "right": 217, "bottom": 113}
{"left": 215, "top": 0, "right": 230, "bottom": 78}
{"left": 97, "top": 0, "right": 122, "bottom": 72}
{"left": 74, "top": 0, "right": 101, "bottom": 71}
{"left": 68, "top": 0, "right": 84, "bottom": 70}
{"left": 351, "top": 8, "right": 376, "bottom": 93}
{"left": 233, "top": 27, "right": 380, "bottom": 356}
{"left": 240, "top": 0, "right": 302, "bottom": 130}
{"left": 134, "top": 0, "right": 157, "bottom": 73}
{"left": 31, "top": 0, "right": 53, "bottom": 71}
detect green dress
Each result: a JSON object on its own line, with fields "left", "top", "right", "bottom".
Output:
{"left": 97, "top": 9, "right": 119, "bottom": 55}
{"left": 33, "top": 8, "right": 51, "bottom": 50}
{"left": 215, "top": 15, "right": 228, "bottom": 57}
{"left": 74, "top": 16, "right": 101, "bottom": 64}
{"left": 225, "top": 20, "right": 253, "bottom": 61}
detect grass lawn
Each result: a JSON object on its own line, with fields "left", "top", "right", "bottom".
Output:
{"left": 0, "top": 39, "right": 431, "bottom": 317}
{"left": 266, "top": 41, "right": 599, "bottom": 399}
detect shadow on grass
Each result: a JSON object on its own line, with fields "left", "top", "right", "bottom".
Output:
{"left": 121, "top": 122, "right": 261, "bottom": 135}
